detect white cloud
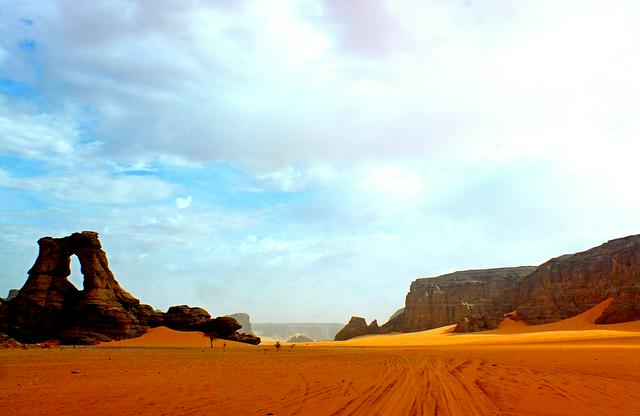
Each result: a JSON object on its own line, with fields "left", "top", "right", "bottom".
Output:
{"left": 0, "top": 98, "right": 78, "bottom": 160}
{"left": 175, "top": 195, "right": 192, "bottom": 209}
{"left": 0, "top": 170, "right": 178, "bottom": 204}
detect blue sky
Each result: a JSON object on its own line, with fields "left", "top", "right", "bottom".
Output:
{"left": 1, "top": 0, "right": 640, "bottom": 322}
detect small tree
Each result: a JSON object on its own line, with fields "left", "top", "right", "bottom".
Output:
{"left": 203, "top": 331, "right": 219, "bottom": 348}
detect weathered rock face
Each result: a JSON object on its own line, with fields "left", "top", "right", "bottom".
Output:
{"left": 380, "top": 308, "right": 405, "bottom": 333}
{"left": 0, "top": 232, "right": 161, "bottom": 343}
{"left": 335, "top": 316, "right": 380, "bottom": 341}
{"left": 367, "top": 319, "right": 380, "bottom": 334}
{"left": 227, "top": 312, "right": 253, "bottom": 334}
{"left": 509, "top": 235, "right": 640, "bottom": 325}
{"left": 164, "top": 305, "right": 211, "bottom": 331}
{"left": 400, "top": 267, "right": 536, "bottom": 332}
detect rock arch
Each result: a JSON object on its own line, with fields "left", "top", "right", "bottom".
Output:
{"left": 0, "top": 231, "right": 157, "bottom": 343}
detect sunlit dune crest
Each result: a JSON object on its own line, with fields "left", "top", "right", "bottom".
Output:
{"left": 317, "top": 298, "right": 640, "bottom": 347}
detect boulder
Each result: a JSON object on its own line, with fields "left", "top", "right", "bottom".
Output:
{"left": 199, "top": 316, "right": 261, "bottom": 345}
{"left": 164, "top": 305, "right": 211, "bottom": 331}
{"left": 232, "top": 333, "right": 262, "bottom": 345}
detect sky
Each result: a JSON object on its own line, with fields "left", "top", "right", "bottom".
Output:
{"left": 1, "top": 0, "right": 640, "bottom": 323}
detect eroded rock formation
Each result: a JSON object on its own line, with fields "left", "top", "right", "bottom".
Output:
{"left": 376, "top": 234, "right": 640, "bottom": 334}
{"left": 164, "top": 305, "right": 211, "bottom": 331}
{"left": 0, "top": 232, "right": 260, "bottom": 345}
{"left": 0, "top": 232, "right": 160, "bottom": 343}
{"left": 335, "top": 317, "right": 381, "bottom": 341}
{"left": 399, "top": 267, "right": 536, "bottom": 332}
{"left": 510, "top": 235, "right": 640, "bottom": 325}
{"left": 380, "top": 308, "right": 405, "bottom": 333}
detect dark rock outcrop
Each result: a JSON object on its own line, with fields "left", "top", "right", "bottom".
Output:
{"left": 227, "top": 312, "right": 253, "bottom": 334}
{"left": 0, "top": 232, "right": 161, "bottom": 343}
{"left": 335, "top": 316, "right": 380, "bottom": 341}
{"left": 399, "top": 267, "right": 536, "bottom": 333}
{"left": 164, "top": 305, "right": 211, "bottom": 331}
{"left": 231, "top": 333, "right": 262, "bottom": 345}
{"left": 367, "top": 319, "right": 380, "bottom": 334}
{"left": 198, "top": 316, "right": 261, "bottom": 344}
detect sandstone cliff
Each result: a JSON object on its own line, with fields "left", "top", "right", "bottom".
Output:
{"left": 509, "top": 234, "right": 640, "bottom": 325}
{"left": 380, "top": 234, "right": 640, "bottom": 334}
{"left": 400, "top": 267, "right": 536, "bottom": 332}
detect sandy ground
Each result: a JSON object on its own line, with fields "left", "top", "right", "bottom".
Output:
{"left": 2, "top": 300, "right": 640, "bottom": 416}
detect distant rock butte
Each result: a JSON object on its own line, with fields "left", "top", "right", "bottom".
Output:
{"left": 0, "top": 232, "right": 260, "bottom": 345}
{"left": 226, "top": 313, "right": 253, "bottom": 334}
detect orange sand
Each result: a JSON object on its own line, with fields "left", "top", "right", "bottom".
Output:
{"left": 103, "top": 326, "right": 256, "bottom": 349}
{"left": 2, "top": 299, "right": 640, "bottom": 415}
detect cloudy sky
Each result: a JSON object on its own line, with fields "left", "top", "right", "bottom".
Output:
{"left": 1, "top": 0, "right": 639, "bottom": 323}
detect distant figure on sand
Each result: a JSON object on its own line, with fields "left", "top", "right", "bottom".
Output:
{"left": 274, "top": 341, "right": 281, "bottom": 352}
{"left": 290, "top": 344, "right": 295, "bottom": 352}
{"left": 223, "top": 342, "right": 226, "bottom": 352}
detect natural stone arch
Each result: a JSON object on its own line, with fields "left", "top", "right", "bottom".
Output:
{"left": 0, "top": 231, "right": 156, "bottom": 342}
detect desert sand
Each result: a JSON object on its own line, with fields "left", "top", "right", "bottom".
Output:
{"left": 2, "top": 300, "right": 640, "bottom": 416}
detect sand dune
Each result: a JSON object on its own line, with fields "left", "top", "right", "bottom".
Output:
{"left": 318, "top": 298, "right": 640, "bottom": 348}
{"left": 102, "top": 326, "right": 256, "bottom": 349}
{"left": 3, "top": 300, "right": 640, "bottom": 415}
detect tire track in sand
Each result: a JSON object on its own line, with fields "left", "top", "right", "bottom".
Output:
{"left": 272, "top": 352, "right": 500, "bottom": 416}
